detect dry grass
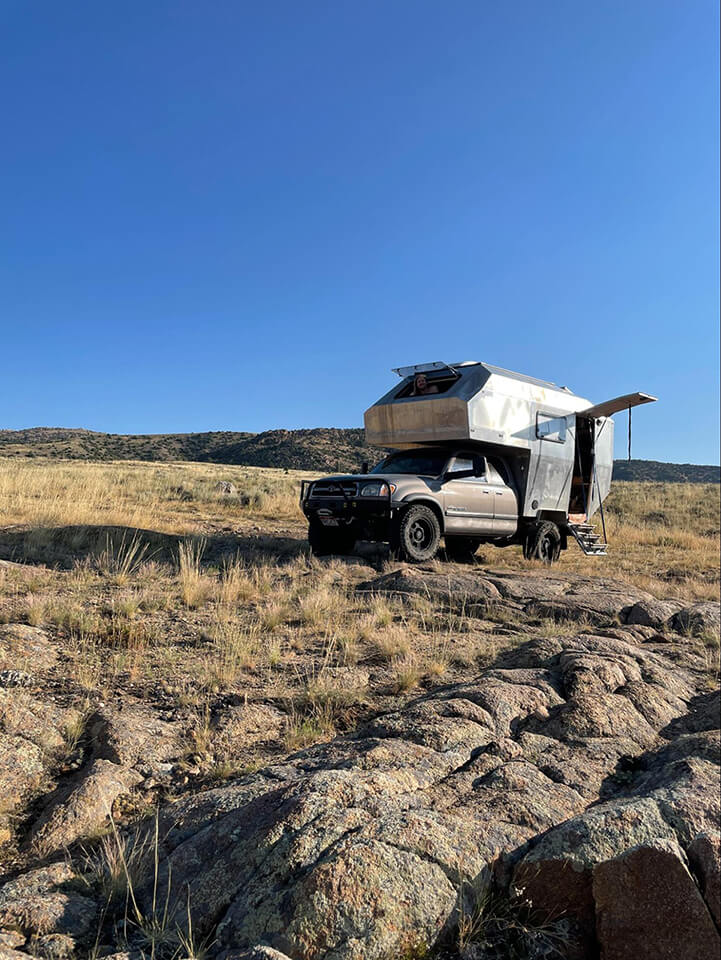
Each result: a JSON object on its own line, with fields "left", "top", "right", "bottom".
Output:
{"left": 393, "top": 658, "right": 424, "bottom": 693}
{"left": 201, "top": 617, "right": 262, "bottom": 688}
{"left": 484, "top": 481, "right": 720, "bottom": 601}
{"left": 0, "top": 456, "right": 717, "bottom": 796}
{"left": 0, "top": 458, "right": 311, "bottom": 534}
{"left": 178, "top": 538, "right": 213, "bottom": 609}
{"left": 1, "top": 458, "right": 715, "bottom": 596}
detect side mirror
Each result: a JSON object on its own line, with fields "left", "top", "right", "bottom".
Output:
{"left": 361, "top": 461, "right": 369, "bottom": 475}
{"left": 473, "top": 456, "right": 486, "bottom": 478}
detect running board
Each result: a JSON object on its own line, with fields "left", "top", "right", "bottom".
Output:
{"left": 568, "top": 522, "right": 608, "bottom": 556}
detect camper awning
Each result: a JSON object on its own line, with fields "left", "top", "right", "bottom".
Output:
{"left": 580, "top": 392, "right": 657, "bottom": 419}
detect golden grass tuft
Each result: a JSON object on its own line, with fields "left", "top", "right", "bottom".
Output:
{"left": 178, "top": 538, "right": 213, "bottom": 609}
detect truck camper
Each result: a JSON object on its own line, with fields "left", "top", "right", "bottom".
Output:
{"left": 301, "top": 361, "right": 656, "bottom": 565}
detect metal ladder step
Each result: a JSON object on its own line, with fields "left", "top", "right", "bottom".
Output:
{"left": 568, "top": 522, "right": 608, "bottom": 556}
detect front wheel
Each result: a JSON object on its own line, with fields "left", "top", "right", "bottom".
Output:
{"left": 525, "top": 521, "right": 561, "bottom": 565}
{"left": 396, "top": 504, "right": 442, "bottom": 563}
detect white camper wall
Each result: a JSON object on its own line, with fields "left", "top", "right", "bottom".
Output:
{"left": 467, "top": 369, "right": 590, "bottom": 449}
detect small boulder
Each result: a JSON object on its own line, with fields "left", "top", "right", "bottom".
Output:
{"left": 214, "top": 703, "right": 285, "bottom": 761}
{"left": 357, "top": 566, "right": 502, "bottom": 605}
{"left": 0, "top": 863, "right": 96, "bottom": 939}
{"left": 0, "top": 690, "right": 81, "bottom": 754}
{"left": 90, "top": 702, "right": 185, "bottom": 768}
{"left": 513, "top": 796, "right": 677, "bottom": 938}
{"left": 625, "top": 598, "right": 683, "bottom": 630}
{"left": 593, "top": 838, "right": 720, "bottom": 960}
{"left": 28, "top": 933, "right": 76, "bottom": 960}
{"left": 0, "top": 625, "right": 58, "bottom": 673}
{"left": 214, "top": 481, "right": 237, "bottom": 495}
{"left": 672, "top": 602, "right": 721, "bottom": 638}
{"left": 688, "top": 831, "right": 721, "bottom": 927}
{"left": 30, "top": 760, "right": 142, "bottom": 855}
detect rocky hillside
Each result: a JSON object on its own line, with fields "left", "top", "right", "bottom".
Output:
{"left": 1, "top": 426, "right": 719, "bottom": 480}
{"left": 0, "top": 562, "right": 718, "bottom": 960}
{"left": 0, "top": 427, "right": 378, "bottom": 473}
{"left": 612, "top": 458, "right": 721, "bottom": 483}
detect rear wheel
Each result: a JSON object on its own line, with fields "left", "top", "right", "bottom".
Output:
{"left": 445, "top": 536, "right": 481, "bottom": 563}
{"left": 308, "top": 521, "right": 356, "bottom": 557}
{"left": 525, "top": 521, "right": 561, "bottom": 565}
{"left": 396, "top": 504, "right": 442, "bottom": 563}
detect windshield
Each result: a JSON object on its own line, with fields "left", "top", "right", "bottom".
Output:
{"left": 371, "top": 449, "right": 449, "bottom": 477}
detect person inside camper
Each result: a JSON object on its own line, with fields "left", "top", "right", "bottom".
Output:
{"left": 412, "top": 373, "right": 439, "bottom": 395}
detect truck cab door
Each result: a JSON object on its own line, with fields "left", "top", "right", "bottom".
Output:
{"left": 486, "top": 459, "right": 518, "bottom": 535}
{"left": 441, "top": 454, "right": 494, "bottom": 535}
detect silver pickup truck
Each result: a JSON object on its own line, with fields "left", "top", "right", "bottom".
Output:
{"left": 300, "top": 445, "right": 529, "bottom": 564}
{"left": 301, "top": 362, "right": 656, "bottom": 565}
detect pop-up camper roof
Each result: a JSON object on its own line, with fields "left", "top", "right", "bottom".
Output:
{"left": 364, "top": 360, "right": 595, "bottom": 449}
{"left": 365, "top": 360, "right": 656, "bottom": 448}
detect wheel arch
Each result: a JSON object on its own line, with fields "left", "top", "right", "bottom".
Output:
{"left": 399, "top": 496, "right": 445, "bottom": 533}
{"left": 534, "top": 510, "right": 568, "bottom": 550}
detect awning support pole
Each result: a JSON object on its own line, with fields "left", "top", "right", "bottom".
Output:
{"left": 593, "top": 453, "right": 608, "bottom": 546}
{"left": 628, "top": 405, "right": 632, "bottom": 461}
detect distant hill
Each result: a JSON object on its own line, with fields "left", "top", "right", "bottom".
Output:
{"left": 0, "top": 427, "right": 718, "bottom": 482}
{"left": 610, "top": 459, "right": 720, "bottom": 483}
{"left": 0, "top": 427, "right": 377, "bottom": 473}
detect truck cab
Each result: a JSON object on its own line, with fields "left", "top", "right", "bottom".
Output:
{"left": 300, "top": 445, "right": 521, "bottom": 563}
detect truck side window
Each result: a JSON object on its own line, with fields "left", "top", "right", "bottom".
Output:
{"left": 452, "top": 454, "right": 486, "bottom": 480}
{"left": 453, "top": 456, "right": 474, "bottom": 473}
{"left": 536, "top": 413, "right": 567, "bottom": 443}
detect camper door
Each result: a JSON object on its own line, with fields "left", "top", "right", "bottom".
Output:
{"left": 525, "top": 410, "right": 575, "bottom": 515}
{"left": 587, "top": 417, "right": 614, "bottom": 518}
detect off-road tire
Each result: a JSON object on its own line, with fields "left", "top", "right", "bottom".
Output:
{"left": 396, "top": 504, "right": 442, "bottom": 563}
{"left": 445, "top": 536, "right": 481, "bottom": 563}
{"left": 308, "top": 521, "right": 356, "bottom": 557}
{"left": 526, "top": 521, "right": 561, "bottom": 565}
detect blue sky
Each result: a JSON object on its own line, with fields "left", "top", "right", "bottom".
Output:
{"left": 1, "top": 1, "right": 718, "bottom": 463}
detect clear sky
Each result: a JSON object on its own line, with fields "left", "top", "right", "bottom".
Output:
{"left": 1, "top": 1, "right": 719, "bottom": 463}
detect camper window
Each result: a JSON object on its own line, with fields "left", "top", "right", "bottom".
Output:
{"left": 536, "top": 413, "right": 567, "bottom": 443}
{"left": 395, "top": 372, "right": 459, "bottom": 398}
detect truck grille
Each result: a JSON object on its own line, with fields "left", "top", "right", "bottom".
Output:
{"left": 310, "top": 481, "right": 358, "bottom": 498}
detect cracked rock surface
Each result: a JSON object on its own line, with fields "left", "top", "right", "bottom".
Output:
{"left": 0, "top": 568, "right": 718, "bottom": 960}
{"left": 136, "top": 627, "right": 719, "bottom": 959}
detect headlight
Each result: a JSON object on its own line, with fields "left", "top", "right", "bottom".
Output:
{"left": 360, "top": 482, "right": 396, "bottom": 497}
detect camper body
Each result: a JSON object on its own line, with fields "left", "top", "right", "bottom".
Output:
{"left": 300, "top": 361, "right": 655, "bottom": 564}
{"left": 365, "top": 361, "right": 616, "bottom": 525}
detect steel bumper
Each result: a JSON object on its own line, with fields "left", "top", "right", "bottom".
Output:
{"left": 300, "top": 482, "right": 394, "bottom": 534}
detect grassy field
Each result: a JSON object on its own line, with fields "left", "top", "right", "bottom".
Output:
{"left": 0, "top": 457, "right": 718, "bottom": 794}
{"left": 0, "top": 457, "right": 718, "bottom": 592}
